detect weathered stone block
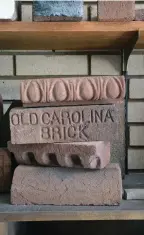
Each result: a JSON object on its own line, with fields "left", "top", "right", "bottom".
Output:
{"left": 8, "top": 141, "right": 110, "bottom": 169}
{"left": 33, "top": 0, "right": 83, "bottom": 22}
{"left": 11, "top": 164, "right": 122, "bottom": 205}
{"left": 0, "top": 149, "right": 12, "bottom": 192}
{"left": 0, "top": 0, "right": 17, "bottom": 20}
{"left": 20, "top": 76, "right": 125, "bottom": 106}
{"left": 98, "top": 1, "right": 135, "bottom": 21}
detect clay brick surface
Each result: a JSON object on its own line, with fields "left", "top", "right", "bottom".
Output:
{"left": 0, "top": 149, "right": 12, "bottom": 192}
{"left": 135, "top": 9, "right": 144, "bottom": 21}
{"left": 98, "top": 1, "right": 135, "bottom": 22}
{"left": 8, "top": 141, "right": 110, "bottom": 169}
{"left": 20, "top": 76, "right": 125, "bottom": 106}
{"left": 11, "top": 164, "right": 122, "bottom": 205}
{"left": 10, "top": 104, "right": 123, "bottom": 144}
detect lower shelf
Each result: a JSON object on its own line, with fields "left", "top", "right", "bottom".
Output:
{"left": 0, "top": 195, "right": 144, "bottom": 221}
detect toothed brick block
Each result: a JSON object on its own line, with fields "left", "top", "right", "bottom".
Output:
{"left": 8, "top": 141, "right": 110, "bottom": 169}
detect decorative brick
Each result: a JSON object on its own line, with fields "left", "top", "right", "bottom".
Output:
{"left": 91, "top": 55, "right": 121, "bottom": 75}
{"left": 11, "top": 164, "right": 122, "bottom": 205}
{"left": 16, "top": 55, "right": 88, "bottom": 76}
{"left": 10, "top": 104, "right": 123, "bottom": 144}
{"left": 8, "top": 141, "right": 110, "bottom": 169}
{"left": 0, "top": 149, "right": 12, "bottom": 192}
{"left": 33, "top": 0, "right": 83, "bottom": 22}
{"left": 129, "top": 79, "right": 144, "bottom": 99}
{"left": 128, "top": 102, "right": 144, "bottom": 122}
{"left": 0, "top": 0, "right": 17, "bottom": 20}
{"left": 20, "top": 76, "right": 125, "bottom": 106}
{"left": 97, "top": 1, "right": 135, "bottom": 21}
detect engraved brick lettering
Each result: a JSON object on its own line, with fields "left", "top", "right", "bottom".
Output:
{"left": 11, "top": 114, "right": 19, "bottom": 126}
{"left": 104, "top": 110, "right": 114, "bottom": 122}
{"left": 41, "top": 127, "right": 50, "bottom": 140}
{"left": 41, "top": 112, "right": 50, "bottom": 125}
{"left": 71, "top": 111, "right": 81, "bottom": 124}
{"left": 30, "top": 113, "right": 38, "bottom": 125}
{"left": 51, "top": 111, "right": 60, "bottom": 125}
{"left": 52, "top": 126, "right": 62, "bottom": 140}
{"left": 67, "top": 126, "right": 76, "bottom": 138}
{"left": 61, "top": 111, "right": 71, "bottom": 125}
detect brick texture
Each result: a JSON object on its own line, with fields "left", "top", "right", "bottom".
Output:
{"left": 130, "top": 126, "right": 144, "bottom": 146}
{"left": 128, "top": 149, "right": 144, "bottom": 170}
{"left": 0, "top": 56, "right": 13, "bottom": 76}
{"left": 97, "top": 1, "right": 135, "bottom": 22}
{"left": 129, "top": 79, "right": 144, "bottom": 99}
{"left": 11, "top": 164, "right": 122, "bottom": 205}
{"left": 16, "top": 55, "right": 88, "bottom": 76}
{"left": 128, "top": 102, "right": 144, "bottom": 122}
{"left": 8, "top": 141, "right": 110, "bottom": 169}
{"left": 91, "top": 55, "right": 121, "bottom": 75}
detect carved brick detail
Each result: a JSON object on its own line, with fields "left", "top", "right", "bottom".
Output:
{"left": 20, "top": 76, "right": 125, "bottom": 105}
{"left": 8, "top": 141, "right": 110, "bottom": 169}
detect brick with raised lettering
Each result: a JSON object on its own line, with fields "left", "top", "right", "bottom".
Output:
{"left": 8, "top": 141, "right": 110, "bottom": 169}
{"left": 20, "top": 76, "right": 125, "bottom": 106}
{"left": 0, "top": 149, "right": 12, "bottom": 192}
{"left": 98, "top": 1, "right": 135, "bottom": 22}
{"left": 11, "top": 164, "right": 122, "bottom": 205}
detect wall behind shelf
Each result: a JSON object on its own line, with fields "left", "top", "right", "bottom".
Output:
{"left": 0, "top": 0, "right": 144, "bottom": 173}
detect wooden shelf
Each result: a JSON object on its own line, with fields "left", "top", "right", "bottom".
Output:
{"left": 0, "top": 21, "right": 143, "bottom": 50}
{"left": 0, "top": 195, "right": 144, "bottom": 222}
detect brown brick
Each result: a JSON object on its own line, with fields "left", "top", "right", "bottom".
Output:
{"left": 98, "top": 1, "right": 135, "bottom": 21}
{"left": 20, "top": 76, "right": 125, "bottom": 106}
{"left": 11, "top": 164, "right": 122, "bottom": 205}
{"left": 8, "top": 141, "right": 110, "bottom": 169}
{"left": 0, "top": 149, "right": 12, "bottom": 192}
{"left": 135, "top": 9, "right": 144, "bottom": 21}
{"left": 10, "top": 104, "right": 123, "bottom": 144}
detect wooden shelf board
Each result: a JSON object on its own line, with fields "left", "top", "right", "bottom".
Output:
{"left": 0, "top": 195, "right": 144, "bottom": 222}
{"left": 0, "top": 21, "right": 143, "bottom": 50}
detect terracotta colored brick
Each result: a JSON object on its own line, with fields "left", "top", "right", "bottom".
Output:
{"left": 0, "top": 149, "right": 12, "bottom": 192}
{"left": 11, "top": 164, "right": 122, "bottom": 205}
{"left": 20, "top": 76, "right": 125, "bottom": 106}
{"left": 135, "top": 9, "right": 144, "bottom": 21}
{"left": 8, "top": 141, "right": 110, "bottom": 169}
{"left": 98, "top": 1, "right": 135, "bottom": 22}
{"left": 10, "top": 104, "right": 123, "bottom": 144}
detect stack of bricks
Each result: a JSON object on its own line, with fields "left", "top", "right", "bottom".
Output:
{"left": 8, "top": 76, "right": 125, "bottom": 205}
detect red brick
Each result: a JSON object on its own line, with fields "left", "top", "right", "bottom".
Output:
{"left": 98, "top": 1, "right": 135, "bottom": 21}
{"left": 8, "top": 141, "right": 110, "bottom": 169}
{"left": 20, "top": 76, "right": 125, "bottom": 106}
{"left": 0, "top": 149, "right": 12, "bottom": 192}
{"left": 11, "top": 164, "right": 122, "bottom": 205}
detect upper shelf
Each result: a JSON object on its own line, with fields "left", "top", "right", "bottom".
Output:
{"left": 0, "top": 21, "right": 143, "bottom": 50}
